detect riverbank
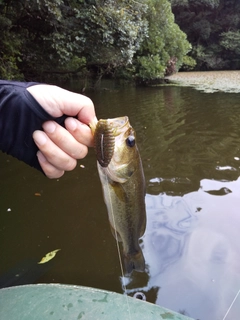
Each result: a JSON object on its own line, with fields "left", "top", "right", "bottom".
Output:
{"left": 165, "top": 70, "right": 240, "bottom": 93}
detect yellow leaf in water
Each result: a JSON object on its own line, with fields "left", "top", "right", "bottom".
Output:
{"left": 38, "top": 249, "right": 61, "bottom": 264}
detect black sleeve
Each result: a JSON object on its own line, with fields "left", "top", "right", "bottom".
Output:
{"left": 0, "top": 80, "right": 67, "bottom": 173}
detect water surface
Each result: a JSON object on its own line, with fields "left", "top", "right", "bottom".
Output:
{"left": 1, "top": 83, "right": 240, "bottom": 320}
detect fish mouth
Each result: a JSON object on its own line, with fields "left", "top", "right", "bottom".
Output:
{"left": 108, "top": 116, "right": 129, "bottom": 133}
{"left": 90, "top": 116, "right": 129, "bottom": 136}
{"left": 92, "top": 116, "right": 130, "bottom": 168}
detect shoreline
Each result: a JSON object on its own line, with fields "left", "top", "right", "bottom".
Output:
{"left": 165, "top": 70, "right": 240, "bottom": 93}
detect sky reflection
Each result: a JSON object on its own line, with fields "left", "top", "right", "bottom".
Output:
{"left": 128, "top": 177, "right": 240, "bottom": 320}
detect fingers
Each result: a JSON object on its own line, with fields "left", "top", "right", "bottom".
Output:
{"left": 64, "top": 117, "right": 94, "bottom": 147}
{"left": 41, "top": 120, "right": 89, "bottom": 159}
{"left": 33, "top": 119, "right": 92, "bottom": 178}
{"left": 28, "top": 84, "right": 97, "bottom": 179}
{"left": 33, "top": 117, "right": 95, "bottom": 178}
{"left": 37, "top": 151, "right": 64, "bottom": 179}
{"left": 33, "top": 129, "right": 78, "bottom": 173}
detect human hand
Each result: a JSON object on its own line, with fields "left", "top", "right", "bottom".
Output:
{"left": 28, "top": 84, "right": 97, "bottom": 179}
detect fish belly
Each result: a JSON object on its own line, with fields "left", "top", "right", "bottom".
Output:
{"left": 97, "top": 162, "right": 146, "bottom": 274}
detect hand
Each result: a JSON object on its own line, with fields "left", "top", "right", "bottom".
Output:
{"left": 28, "top": 84, "right": 97, "bottom": 179}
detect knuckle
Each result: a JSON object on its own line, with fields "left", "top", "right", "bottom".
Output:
{"left": 64, "top": 158, "right": 77, "bottom": 171}
{"left": 85, "top": 96, "right": 94, "bottom": 107}
{"left": 47, "top": 171, "right": 65, "bottom": 179}
{"left": 69, "top": 146, "right": 88, "bottom": 159}
{"left": 41, "top": 163, "right": 65, "bottom": 179}
{"left": 78, "top": 146, "right": 88, "bottom": 159}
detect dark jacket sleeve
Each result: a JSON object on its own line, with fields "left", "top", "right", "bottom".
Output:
{"left": 0, "top": 80, "right": 67, "bottom": 173}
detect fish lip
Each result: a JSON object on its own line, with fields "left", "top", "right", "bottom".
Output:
{"left": 93, "top": 116, "right": 130, "bottom": 135}
{"left": 108, "top": 116, "right": 129, "bottom": 132}
{"left": 92, "top": 116, "right": 131, "bottom": 168}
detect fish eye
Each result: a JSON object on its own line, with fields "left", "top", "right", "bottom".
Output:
{"left": 126, "top": 136, "right": 135, "bottom": 147}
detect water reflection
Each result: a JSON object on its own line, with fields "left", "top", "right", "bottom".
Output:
{"left": 145, "top": 195, "right": 197, "bottom": 274}
{"left": 124, "top": 177, "right": 240, "bottom": 319}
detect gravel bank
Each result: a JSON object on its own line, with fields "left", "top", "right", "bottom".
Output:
{"left": 165, "top": 71, "right": 240, "bottom": 93}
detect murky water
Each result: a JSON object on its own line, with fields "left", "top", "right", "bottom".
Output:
{"left": 1, "top": 82, "right": 240, "bottom": 320}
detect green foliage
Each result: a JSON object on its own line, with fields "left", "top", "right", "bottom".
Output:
{"left": 0, "top": 0, "right": 191, "bottom": 82}
{"left": 171, "top": 0, "right": 240, "bottom": 70}
{"left": 0, "top": 37, "right": 24, "bottom": 80}
{"left": 71, "top": 0, "right": 148, "bottom": 66}
{"left": 133, "top": 0, "right": 191, "bottom": 80}
{"left": 171, "top": 0, "right": 220, "bottom": 8}
{"left": 220, "top": 31, "right": 240, "bottom": 54}
{"left": 180, "top": 55, "right": 197, "bottom": 71}
{"left": 192, "top": 19, "right": 211, "bottom": 40}
{"left": 136, "top": 55, "right": 166, "bottom": 80}
{"left": 0, "top": 3, "right": 23, "bottom": 79}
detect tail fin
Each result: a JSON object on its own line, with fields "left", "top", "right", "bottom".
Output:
{"left": 123, "top": 249, "right": 145, "bottom": 274}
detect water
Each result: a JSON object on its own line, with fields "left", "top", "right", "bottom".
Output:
{"left": 1, "top": 83, "right": 240, "bottom": 320}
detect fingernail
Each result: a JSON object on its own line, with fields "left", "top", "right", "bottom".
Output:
{"left": 66, "top": 118, "right": 77, "bottom": 131}
{"left": 43, "top": 121, "right": 56, "bottom": 133}
{"left": 33, "top": 131, "right": 47, "bottom": 146}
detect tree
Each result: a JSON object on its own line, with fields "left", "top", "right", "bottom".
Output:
{"left": 0, "top": 0, "right": 191, "bottom": 82}
{"left": 220, "top": 31, "right": 240, "bottom": 55}
{"left": 1, "top": 0, "right": 149, "bottom": 79}
{"left": 171, "top": 0, "right": 240, "bottom": 70}
{"left": 0, "top": 1, "right": 23, "bottom": 79}
{"left": 132, "top": 0, "right": 191, "bottom": 81}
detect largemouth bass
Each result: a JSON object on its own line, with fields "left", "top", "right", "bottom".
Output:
{"left": 90, "top": 116, "right": 146, "bottom": 274}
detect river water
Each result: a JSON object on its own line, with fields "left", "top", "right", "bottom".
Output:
{"left": 1, "top": 82, "right": 240, "bottom": 320}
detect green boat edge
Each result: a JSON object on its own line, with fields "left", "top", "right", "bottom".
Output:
{"left": 0, "top": 283, "right": 194, "bottom": 320}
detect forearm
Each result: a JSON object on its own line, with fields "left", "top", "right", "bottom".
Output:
{"left": 0, "top": 80, "right": 66, "bottom": 172}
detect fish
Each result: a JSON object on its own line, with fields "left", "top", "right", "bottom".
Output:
{"left": 90, "top": 116, "right": 146, "bottom": 274}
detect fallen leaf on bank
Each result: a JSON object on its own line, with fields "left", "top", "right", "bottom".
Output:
{"left": 38, "top": 249, "right": 61, "bottom": 264}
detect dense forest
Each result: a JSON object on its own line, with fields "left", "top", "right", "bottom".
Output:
{"left": 171, "top": 0, "right": 240, "bottom": 71}
{"left": 0, "top": 0, "right": 240, "bottom": 83}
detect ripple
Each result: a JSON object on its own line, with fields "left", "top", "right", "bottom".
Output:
{"left": 216, "top": 166, "right": 237, "bottom": 171}
{"left": 205, "top": 187, "right": 232, "bottom": 196}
